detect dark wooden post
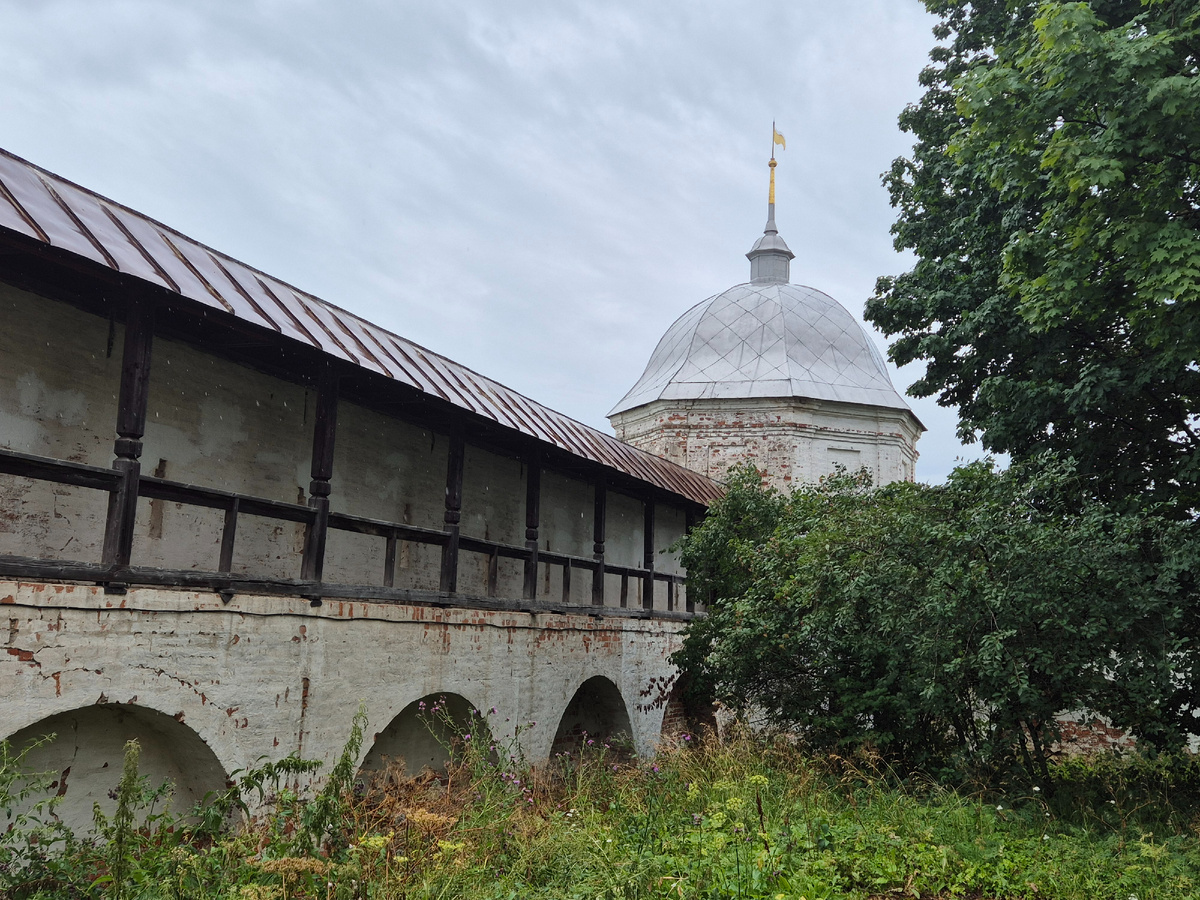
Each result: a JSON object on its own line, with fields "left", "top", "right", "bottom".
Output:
{"left": 522, "top": 455, "right": 541, "bottom": 600}
{"left": 591, "top": 483, "right": 606, "bottom": 606}
{"left": 642, "top": 498, "right": 656, "bottom": 611}
{"left": 101, "top": 302, "right": 155, "bottom": 578}
{"left": 439, "top": 429, "right": 465, "bottom": 593}
{"left": 684, "top": 510, "right": 698, "bottom": 613}
{"left": 384, "top": 532, "right": 398, "bottom": 588}
{"left": 301, "top": 368, "right": 339, "bottom": 583}
{"left": 218, "top": 499, "right": 240, "bottom": 573}
{"left": 487, "top": 549, "right": 499, "bottom": 597}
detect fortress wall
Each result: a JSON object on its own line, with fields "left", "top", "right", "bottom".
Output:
{"left": 0, "top": 285, "right": 121, "bottom": 563}
{"left": 0, "top": 580, "right": 686, "bottom": 831}
{"left": 1, "top": 284, "right": 694, "bottom": 601}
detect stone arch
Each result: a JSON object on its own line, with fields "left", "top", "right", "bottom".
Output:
{"left": 660, "top": 676, "right": 717, "bottom": 741}
{"left": 5, "top": 704, "right": 230, "bottom": 836}
{"left": 360, "top": 693, "right": 490, "bottom": 777}
{"left": 551, "top": 676, "right": 633, "bottom": 754}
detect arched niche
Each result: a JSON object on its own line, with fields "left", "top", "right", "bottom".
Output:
{"left": 660, "top": 677, "right": 717, "bottom": 741}
{"left": 551, "top": 676, "right": 633, "bottom": 754}
{"left": 5, "top": 704, "right": 229, "bottom": 836}
{"left": 360, "top": 693, "right": 490, "bottom": 777}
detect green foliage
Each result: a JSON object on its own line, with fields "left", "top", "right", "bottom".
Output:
{"left": 295, "top": 703, "right": 367, "bottom": 856}
{"left": 674, "top": 458, "right": 1199, "bottom": 781}
{"left": 5, "top": 719, "right": 1200, "bottom": 898}
{"left": 868, "top": 0, "right": 1200, "bottom": 512}
{"left": 0, "top": 735, "right": 79, "bottom": 899}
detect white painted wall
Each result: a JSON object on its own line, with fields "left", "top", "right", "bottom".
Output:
{"left": 1, "top": 580, "right": 687, "bottom": 830}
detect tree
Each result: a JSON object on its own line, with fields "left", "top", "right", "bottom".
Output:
{"left": 673, "top": 460, "right": 1199, "bottom": 783}
{"left": 867, "top": 0, "right": 1200, "bottom": 512}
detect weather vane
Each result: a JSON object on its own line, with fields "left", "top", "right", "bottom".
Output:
{"left": 769, "top": 122, "right": 786, "bottom": 206}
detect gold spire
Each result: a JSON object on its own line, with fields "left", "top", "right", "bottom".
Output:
{"left": 769, "top": 158, "right": 777, "bottom": 205}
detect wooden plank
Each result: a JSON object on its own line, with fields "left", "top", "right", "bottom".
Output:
{"left": 102, "top": 301, "right": 154, "bottom": 571}
{"left": 328, "top": 510, "right": 445, "bottom": 544}
{"left": 301, "top": 367, "right": 339, "bottom": 582}
{"left": 0, "top": 447, "right": 122, "bottom": 491}
{"left": 522, "top": 455, "right": 541, "bottom": 600}
{"left": 592, "top": 483, "right": 606, "bottom": 607}
{"left": 218, "top": 499, "right": 239, "bottom": 573}
{"left": 439, "top": 428, "right": 465, "bottom": 593}
{"left": 139, "top": 477, "right": 315, "bottom": 522}
{"left": 0, "top": 554, "right": 700, "bottom": 621}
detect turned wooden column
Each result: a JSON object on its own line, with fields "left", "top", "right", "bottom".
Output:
{"left": 301, "top": 367, "right": 339, "bottom": 583}
{"left": 522, "top": 454, "right": 542, "bottom": 600}
{"left": 101, "top": 301, "right": 155, "bottom": 576}
{"left": 642, "top": 498, "right": 656, "bottom": 611}
{"left": 591, "top": 483, "right": 607, "bottom": 606}
{"left": 439, "top": 429, "right": 466, "bottom": 593}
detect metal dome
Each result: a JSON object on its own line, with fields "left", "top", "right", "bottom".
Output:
{"left": 609, "top": 280, "right": 913, "bottom": 415}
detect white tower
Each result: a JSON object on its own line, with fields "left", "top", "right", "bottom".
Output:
{"left": 609, "top": 157, "right": 923, "bottom": 490}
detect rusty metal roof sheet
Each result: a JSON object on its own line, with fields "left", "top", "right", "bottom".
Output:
{"left": 0, "top": 148, "right": 722, "bottom": 506}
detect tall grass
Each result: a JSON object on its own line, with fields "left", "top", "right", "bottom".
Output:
{"left": 3, "top": 720, "right": 1200, "bottom": 899}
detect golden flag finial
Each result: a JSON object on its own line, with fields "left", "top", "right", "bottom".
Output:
{"left": 768, "top": 122, "right": 785, "bottom": 206}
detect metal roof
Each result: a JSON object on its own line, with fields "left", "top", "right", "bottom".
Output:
{"left": 609, "top": 280, "right": 922, "bottom": 420}
{"left": 0, "top": 147, "right": 722, "bottom": 506}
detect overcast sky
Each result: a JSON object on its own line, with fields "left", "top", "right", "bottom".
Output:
{"left": 0, "top": 0, "right": 993, "bottom": 483}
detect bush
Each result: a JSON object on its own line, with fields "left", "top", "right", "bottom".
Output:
{"left": 673, "top": 455, "right": 1200, "bottom": 783}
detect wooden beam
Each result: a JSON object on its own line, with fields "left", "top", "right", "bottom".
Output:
{"left": 439, "top": 428, "right": 465, "bottom": 593}
{"left": 487, "top": 549, "right": 499, "bottom": 598}
{"left": 218, "top": 499, "right": 239, "bottom": 573}
{"left": 591, "top": 483, "right": 606, "bottom": 606}
{"left": 642, "top": 499, "right": 656, "bottom": 611}
{"left": 301, "top": 367, "right": 339, "bottom": 582}
{"left": 383, "top": 532, "right": 398, "bottom": 588}
{"left": 101, "top": 301, "right": 155, "bottom": 575}
{"left": 522, "top": 455, "right": 541, "bottom": 600}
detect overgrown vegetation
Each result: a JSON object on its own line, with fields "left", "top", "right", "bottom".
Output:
{"left": 868, "top": 0, "right": 1200, "bottom": 514}
{"left": 5, "top": 717, "right": 1200, "bottom": 899}
{"left": 673, "top": 458, "right": 1200, "bottom": 784}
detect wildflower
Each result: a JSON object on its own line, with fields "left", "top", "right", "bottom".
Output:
{"left": 490, "top": 706, "right": 498, "bottom": 714}
{"left": 747, "top": 774, "right": 769, "bottom": 788}
{"left": 726, "top": 797, "right": 745, "bottom": 812}
{"left": 1033, "top": 786, "right": 1041, "bottom": 792}
{"left": 464, "top": 733, "right": 471, "bottom": 740}
{"left": 1043, "top": 834, "right": 1051, "bottom": 841}
{"left": 996, "top": 805, "right": 1003, "bottom": 811}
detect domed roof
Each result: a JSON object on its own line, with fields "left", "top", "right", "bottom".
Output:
{"left": 609, "top": 280, "right": 913, "bottom": 415}
{"left": 609, "top": 173, "right": 915, "bottom": 418}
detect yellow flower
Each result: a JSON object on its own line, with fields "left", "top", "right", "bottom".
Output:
{"left": 725, "top": 797, "right": 745, "bottom": 812}
{"left": 748, "top": 774, "right": 770, "bottom": 788}
{"left": 357, "top": 833, "right": 392, "bottom": 852}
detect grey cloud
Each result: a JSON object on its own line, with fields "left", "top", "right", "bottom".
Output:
{"left": 0, "top": 0, "right": 987, "bottom": 481}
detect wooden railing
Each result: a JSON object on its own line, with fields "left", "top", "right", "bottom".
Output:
{"left": 0, "top": 447, "right": 691, "bottom": 616}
